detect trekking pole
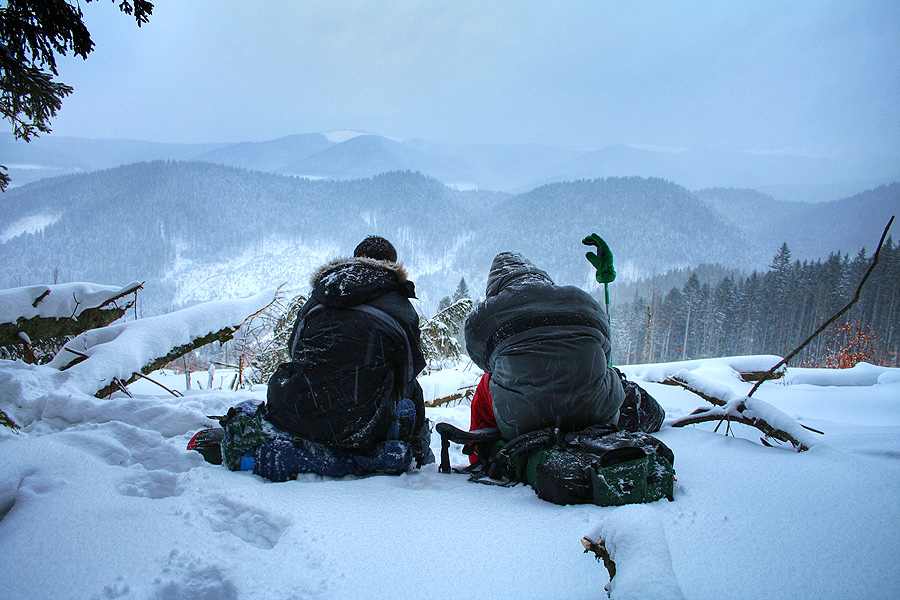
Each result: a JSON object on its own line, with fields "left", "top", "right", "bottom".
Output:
{"left": 583, "top": 233, "right": 616, "bottom": 366}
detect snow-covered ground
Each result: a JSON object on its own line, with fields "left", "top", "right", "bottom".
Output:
{"left": 1, "top": 356, "right": 899, "bottom": 600}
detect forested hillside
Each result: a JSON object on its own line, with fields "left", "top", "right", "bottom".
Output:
{"left": 610, "top": 241, "right": 900, "bottom": 366}
{"left": 0, "top": 162, "right": 896, "bottom": 320}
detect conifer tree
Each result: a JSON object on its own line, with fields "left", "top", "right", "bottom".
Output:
{"left": 452, "top": 277, "right": 470, "bottom": 302}
{"left": 0, "top": 0, "right": 153, "bottom": 190}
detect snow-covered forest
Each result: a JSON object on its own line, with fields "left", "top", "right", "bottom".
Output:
{"left": 611, "top": 240, "right": 900, "bottom": 365}
{"left": 2, "top": 163, "right": 897, "bottom": 315}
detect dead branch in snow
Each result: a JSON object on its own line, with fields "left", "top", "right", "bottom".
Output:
{"left": 113, "top": 378, "right": 134, "bottom": 398}
{"left": 582, "top": 536, "right": 616, "bottom": 586}
{"left": 738, "top": 369, "right": 785, "bottom": 382}
{"left": 665, "top": 374, "right": 813, "bottom": 451}
{"left": 133, "top": 371, "right": 183, "bottom": 397}
{"left": 425, "top": 384, "right": 477, "bottom": 408}
{"left": 672, "top": 405, "right": 809, "bottom": 451}
{"left": 68, "top": 294, "right": 82, "bottom": 320}
{"left": 662, "top": 374, "right": 727, "bottom": 406}
{"left": 0, "top": 408, "right": 20, "bottom": 433}
{"left": 31, "top": 289, "right": 50, "bottom": 308}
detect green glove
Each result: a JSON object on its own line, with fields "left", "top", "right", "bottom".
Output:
{"left": 582, "top": 234, "right": 616, "bottom": 284}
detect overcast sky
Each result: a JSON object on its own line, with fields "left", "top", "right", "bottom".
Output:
{"left": 34, "top": 0, "right": 900, "bottom": 153}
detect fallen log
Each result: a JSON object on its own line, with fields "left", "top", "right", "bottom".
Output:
{"left": 0, "top": 282, "right": 143, "bottom": 348}
{"left": 92, "top": 327, "right": 237, "bottom": 398}
{"left": 48, "top": 288, "right": 279, "bottom": 399}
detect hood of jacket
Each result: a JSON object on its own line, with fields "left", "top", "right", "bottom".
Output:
{"left": 484, "top": 251, "right": 553, "bottom": 298}
{"left": 310, "top": 257, "right": 415, "bottom": 308}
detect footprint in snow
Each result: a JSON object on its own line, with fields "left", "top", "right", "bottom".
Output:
{"left": 150, "top": 550, "right": 238, "bottom": 600}
{"left": 199, "top": 495, "right": 290, "bottom": 550}
{"left": 116, "top": 470, "right": 183, "bottom": 499}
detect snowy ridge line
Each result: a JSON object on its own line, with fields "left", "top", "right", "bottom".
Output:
{"left": 47, "top": 288, "right": 278, "bottom": 397}
{"left": 0, "top": 281, "right": 142, "bottom": 324}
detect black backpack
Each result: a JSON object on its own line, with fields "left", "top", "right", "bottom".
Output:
{"left": 436, "top": 423, "right": 675, "bottom": 506}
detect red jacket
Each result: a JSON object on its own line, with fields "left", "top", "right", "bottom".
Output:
{"left": 469, "top": 373, "right": 496, "bottom": 462}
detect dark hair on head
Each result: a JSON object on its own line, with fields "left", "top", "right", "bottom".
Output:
{"left": 353, "top": 235, "right": 398, "bottom": 263}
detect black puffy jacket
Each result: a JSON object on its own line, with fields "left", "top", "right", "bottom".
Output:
{"left": 266, "top": 257, "right": 427, "bottom": 450}
{"left": 464, "top": 252, "right": 624, "bottom": 440}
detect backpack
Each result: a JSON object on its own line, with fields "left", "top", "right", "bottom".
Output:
{"left": 436, "top": 423, "right": 675, "bottom": 506}
{"left": 185, "top": 400, "right": 270, "bottom": 470}
{"left": 188, "top": 398, "right": 432, "bottom": 481}
{"left": 219, "top": 400, "right": 273, "bottom": 471}
{"left": 614, "top": 368, "right": 665, "bottom": 433}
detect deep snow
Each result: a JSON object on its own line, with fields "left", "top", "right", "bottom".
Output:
{"left": 1, "top": 351, "right": 899, "bottom": 600}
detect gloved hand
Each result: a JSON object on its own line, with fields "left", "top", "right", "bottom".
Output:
{"left": 582, "top": 233, "right": 616, "bottom": 284}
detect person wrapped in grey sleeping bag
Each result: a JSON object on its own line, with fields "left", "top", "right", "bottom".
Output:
{"left": 464, "top": 251, "right": 626, "bottom": 440}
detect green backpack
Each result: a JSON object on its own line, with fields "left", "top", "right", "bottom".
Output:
{"left": 436, "top": 424, "right": 675, "bottom": 506}
{"left": 218, "top": 401, "right": 275, "bottom": 471}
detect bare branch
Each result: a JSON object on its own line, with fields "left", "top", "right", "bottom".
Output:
{"left": 133, "top": 371, "right": 183, "bottom": 397}
{"left": 31, "top": 289, "right": 50, "bottom": 308}
{"left": 112, "top": 378, "right": 133, "bottom": 398}
{"left": 670, "top": 405, "right": 810, "bottom": 451}
{"left": 666, "top": 371, "right": 817, "bottom": 451}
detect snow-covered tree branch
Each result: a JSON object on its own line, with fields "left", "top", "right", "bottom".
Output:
{"left": 47, "top": 288, "right": 279, "bottom": 398}
{"left": 0, "top": 281, "right": 142, "bottom": 350}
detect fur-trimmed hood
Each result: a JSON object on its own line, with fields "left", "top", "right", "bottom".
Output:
{"left": 310, "top": 256, "right": 415, "bottom": 307}
{"left": 310, "top": 256, "right": 408, "bottom": 287}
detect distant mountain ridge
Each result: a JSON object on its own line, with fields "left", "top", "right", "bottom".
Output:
{"left": 3, "top": 132, "right": 897, "bottom": 202}
{"left": 1, "top": 163, "right": 896, "bottom": 315}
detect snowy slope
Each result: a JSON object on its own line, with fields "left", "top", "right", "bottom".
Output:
{"left": 1, "top": 357, "right": 898, "bottom": 600}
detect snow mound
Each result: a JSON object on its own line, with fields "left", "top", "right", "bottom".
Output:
{"left": 586, "top": 504, "right": 685, "bottom": 600}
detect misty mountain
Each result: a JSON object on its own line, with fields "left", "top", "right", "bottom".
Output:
{"left": 4, "top": 132, "right": 897, "bottom": 202}
{"left": 276, "top": 135, "right": 478, "bottom": 185}
{"left": 537, "top": 145, "right": 900, "bottom": 196}
{"left": 0, "top": 133, "right": 227, "bottom": 188}
{"left": 697, "top": 184, "right": 899, "bottom": 260}
{"left": 191, "top": 133, "right": 334, "bottom": 173}
{"left": 1, "top": 162, "right": 895, "bottom": 315}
